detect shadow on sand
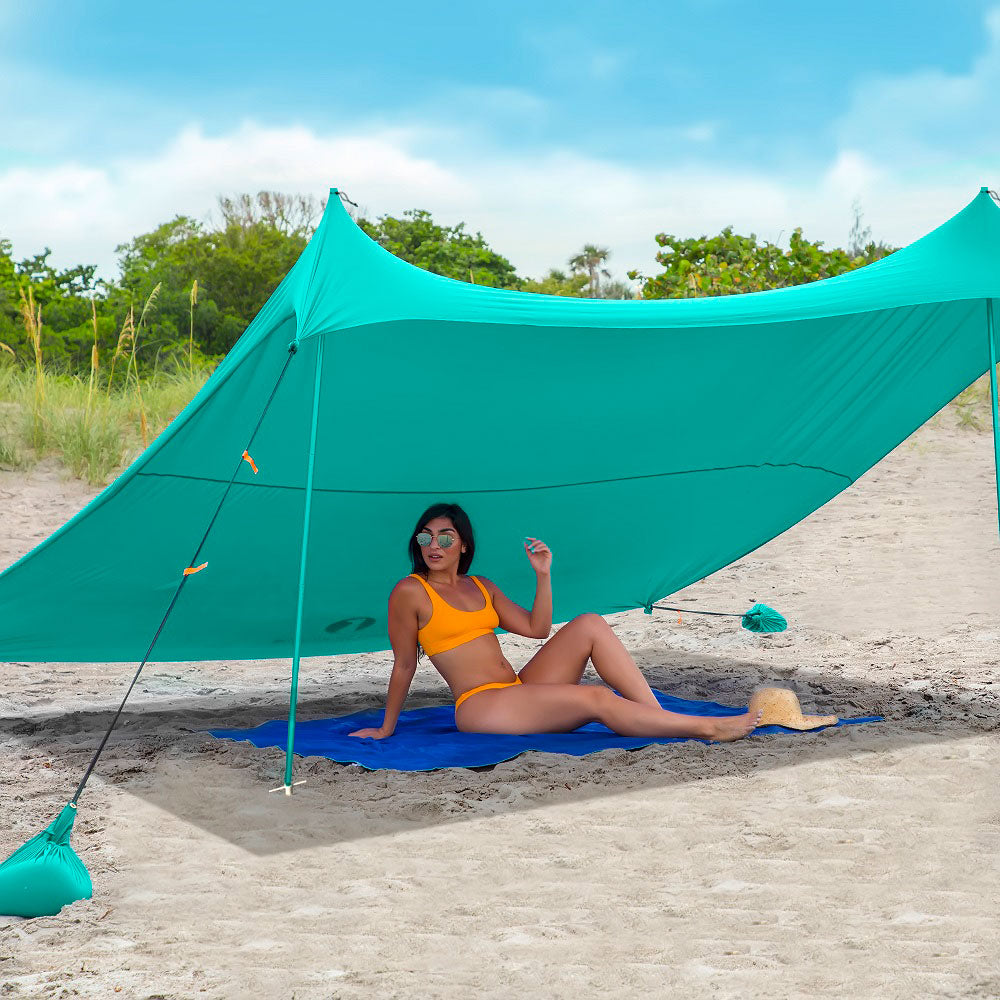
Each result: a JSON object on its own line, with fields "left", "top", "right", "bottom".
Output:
{"left": 4, "top": 644, "right": 995, "bottom": 856}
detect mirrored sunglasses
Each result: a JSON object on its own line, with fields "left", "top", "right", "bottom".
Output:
{"left": 416, "top": 532, "right": 455, "bottom": 548}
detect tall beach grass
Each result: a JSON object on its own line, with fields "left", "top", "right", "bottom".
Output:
{"left": 0, "top": 362, "right": 212, "bottom": 485}
{"left": 0, "top": 281, "right": 212, "bottom": 485}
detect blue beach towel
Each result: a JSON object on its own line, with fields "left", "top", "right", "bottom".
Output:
{"left": 208, "top": 690, "right": 881, "bottom": 772}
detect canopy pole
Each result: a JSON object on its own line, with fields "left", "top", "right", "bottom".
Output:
{"left": 276, "top": 337, "right": 325, "bottom": 795}
{"left": 987, "top": 299, "right": 1000, "bottom": 541}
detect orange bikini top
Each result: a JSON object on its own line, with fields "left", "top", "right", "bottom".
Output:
{"left": 408, "top": 573, "right": 500, "bottom": 656}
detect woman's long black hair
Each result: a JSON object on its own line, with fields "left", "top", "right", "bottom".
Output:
{"left": 408, "top": 502, "right": 476, "bottom": 577}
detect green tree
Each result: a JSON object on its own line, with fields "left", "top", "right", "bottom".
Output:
{"left": 630, "top": 225, "right": 895, "bottom": 299}
{"left": 568, "top": 244, "right": 611, "bottom": 297}
{"left": 0, "top": 240, "right": 109, "bottom": 369}
{"left": 357, "top": 209, "right": 521, "bottom": 288}
{"left": 522, "top": 268, "right": 589, "bottom": 297}
{"left": 0, "top": 239, "right": 20, "bottom": 350}
{"left": 114, "top": 216, "right": 214, "bottom": 360}
{"left": 116, "top": 213, "right": 308, "bottom": 356}
{"left": 3, "top": 192, "right": 332, "bottom": 374}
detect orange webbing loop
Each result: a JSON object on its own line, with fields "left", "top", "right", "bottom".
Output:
{"left": 677, "top": 613, "right": 683, "bottom": 624}
{"left": 242, "top": 450, "right": 259, "bottom": 475}
{"left": 183, "top": 562, "right": 208, "bottom": 576}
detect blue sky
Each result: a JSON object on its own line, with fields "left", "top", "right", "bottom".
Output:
{"left": 2, "top": 0, "right": 999, "bottom": 280}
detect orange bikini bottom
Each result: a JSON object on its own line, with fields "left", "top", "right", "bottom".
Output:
{"left": 454, "top": 676, "right": 522, "bottom": 711}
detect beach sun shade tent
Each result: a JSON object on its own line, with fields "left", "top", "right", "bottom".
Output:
{"left": 2, "top": 186, "right": 1000, "bottom": 682}
{"left": 3, "top": 186, "right": 1000, "bottom": 916}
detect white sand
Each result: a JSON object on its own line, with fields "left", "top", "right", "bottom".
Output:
{"left": 1, "top": 413, "right": 998, "bottom": 999}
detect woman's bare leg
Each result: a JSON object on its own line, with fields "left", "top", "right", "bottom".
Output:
{"left": 518, "top": 613, "right": 660, "bottom": 707}
{"left": 456, "top": 682, "right": 760, "bottom": 742}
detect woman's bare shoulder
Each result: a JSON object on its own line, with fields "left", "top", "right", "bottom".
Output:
{"left": 391, "top": 574, "right": 424, "bottom": 602}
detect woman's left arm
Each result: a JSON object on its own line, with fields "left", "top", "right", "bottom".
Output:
{"left": 524, "top": 535, "right": 552, "bottom": 636}
{"left": 480, "top": 536, "right": 553, "bottom": 639}
{"left": 528, "top": 566, "right": 553, "bottom": 639}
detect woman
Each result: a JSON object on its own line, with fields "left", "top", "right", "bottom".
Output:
{"left": 349, "top": 502, "right": 760, "bottom": 742}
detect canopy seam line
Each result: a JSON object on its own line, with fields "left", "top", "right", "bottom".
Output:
{"left": 134, "top": 460, "right": 853, "bottom": 494}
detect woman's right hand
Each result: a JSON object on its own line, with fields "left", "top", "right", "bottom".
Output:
{"left": 348, "top": 726, "right": 392, "bottom": 740}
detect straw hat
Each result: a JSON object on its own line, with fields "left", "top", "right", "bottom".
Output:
{"left": 748, "top": 687, "right": 838, "bottom": 731}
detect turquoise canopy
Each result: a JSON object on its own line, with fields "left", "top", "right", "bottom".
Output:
{"left": 2, "top": 187, "right": 999, "bottom": 664}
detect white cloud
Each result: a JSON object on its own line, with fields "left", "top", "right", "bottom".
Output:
{"left": 836, "top": 7, "right": 1000, "bottom": 168}
{"left": 0, "top": 118, "right": 992, "bottom": 286}
{"left": 823, "top": 150, "right": 885, "bottom": 199}
{"left": 0, "top": 123, "right": 469, "bottom": 275}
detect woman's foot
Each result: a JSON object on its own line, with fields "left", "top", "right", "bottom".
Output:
{"left": 704, "top": 709, "right": 763, "bottom": 742}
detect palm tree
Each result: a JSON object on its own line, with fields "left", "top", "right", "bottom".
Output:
{"left": 568, "top": 244, "right": 611, "bottom": 298}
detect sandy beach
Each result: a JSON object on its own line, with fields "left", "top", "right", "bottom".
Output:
{"left": 1, "top": 408, "right": 998, "bottom": 999}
